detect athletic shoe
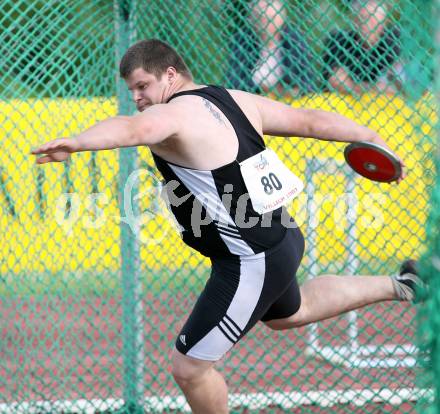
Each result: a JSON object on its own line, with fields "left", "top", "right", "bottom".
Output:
{"left": 391, "top": 259, "right": 421, "bottom": 302}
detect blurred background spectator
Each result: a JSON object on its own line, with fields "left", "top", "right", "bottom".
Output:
{"left": 226, "top": 0, "right": 318, "bottom": 98}
{"left": 322, "top": 0, "right": 400, "bottom": 95}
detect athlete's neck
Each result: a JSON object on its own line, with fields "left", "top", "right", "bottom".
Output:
{"left": 164, "top": 77, "right": 206, "bottom": 102}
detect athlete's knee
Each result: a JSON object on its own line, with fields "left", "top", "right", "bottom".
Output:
{"left": 171, "top": 348, "right": 214, "bottom": 387}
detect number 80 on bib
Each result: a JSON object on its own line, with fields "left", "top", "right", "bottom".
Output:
{"left": 240, "top": 149, "right": 304, "bottom": 214}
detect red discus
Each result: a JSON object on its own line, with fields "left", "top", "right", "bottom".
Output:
{"left": 344, "top": 141, "right": 402, "bottom": 183}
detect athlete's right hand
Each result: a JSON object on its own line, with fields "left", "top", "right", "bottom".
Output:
{"left": 31, "top": 138, "right": 79, "bottom": 164}
{"left": 370, "top": 136, "right": 406, "bottom": 184}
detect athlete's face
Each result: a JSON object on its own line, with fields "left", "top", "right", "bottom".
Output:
{"left": 125, "top": 67, "right": 169, "bottom": 112}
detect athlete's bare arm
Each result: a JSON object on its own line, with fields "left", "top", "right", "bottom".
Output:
{"left": 252, "top": 93, "right": 384, "bottom": 144}
{"left": 32, "top": 104, "right": 180, "bottom": 163}
{"left": 246, "top": 92, "right": 405, "bottom": 182}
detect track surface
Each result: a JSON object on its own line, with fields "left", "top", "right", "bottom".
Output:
{"left": 1, "top": 292, "right": 418, "bottom": 413}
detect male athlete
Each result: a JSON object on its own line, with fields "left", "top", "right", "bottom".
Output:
{"left": 32, "top": 39, "right": 420, "bottom": 414}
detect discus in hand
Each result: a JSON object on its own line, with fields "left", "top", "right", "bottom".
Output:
{"left": 344, "top": 141, "right": 402, "bottom": 183}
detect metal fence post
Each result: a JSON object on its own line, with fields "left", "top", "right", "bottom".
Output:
{"left": 114, "top": 1, "right": 144, "bottom": 412}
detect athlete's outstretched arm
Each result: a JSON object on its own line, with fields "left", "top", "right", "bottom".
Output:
{"left": 254, "top": 93, "right": 406, "bottom": 183}
{"left": 254, "top": 94, "right": 384, "bottom": 145}
{"left": 32, "top": 104, "right": 179, "bottom": 164}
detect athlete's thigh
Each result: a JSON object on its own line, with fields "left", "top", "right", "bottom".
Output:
{"left": 174, "top": 227, "right": 305, "bottom": 361}
{"left": 174, "top": 254, "right": 242, "bottom": 361}
{"left": 260, "top": 226, "right": 305, "bottom": 322}
{"left": 261, "top": 278, "right": 301, "bottom": 322}
{"left": 174, "top": 252, "right": 271, "bottom": 361}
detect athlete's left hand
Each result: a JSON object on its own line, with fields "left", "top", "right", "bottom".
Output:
{"left": 32, "top": 138, "right": 79, "bottom": 164}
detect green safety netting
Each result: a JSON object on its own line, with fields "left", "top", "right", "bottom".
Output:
{"left": 0, "top": 0, "right": 438, "bottom": 413}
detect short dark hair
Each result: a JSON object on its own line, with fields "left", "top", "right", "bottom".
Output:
{"left": 119, "top": 39, "right": 192, "bottom": 80}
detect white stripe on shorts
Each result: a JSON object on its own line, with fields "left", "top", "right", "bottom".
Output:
{"left": 186, "top": 252, "right": 266, "bottom": 360}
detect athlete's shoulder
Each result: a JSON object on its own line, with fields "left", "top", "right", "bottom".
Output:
{"left": 226, "top": 88, "right": 258, "bottom": 100}
{"left": 225, "top": 88, "right": 264, "bottom": 129}
{"left": 226, "top": 88, "right": 278, "bottom": 107}
{"left": 226, "top": 88, "right": 263, "bottom": 110}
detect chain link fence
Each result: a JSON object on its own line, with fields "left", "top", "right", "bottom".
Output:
{"left": 0, "top": 0, "right": 438, "bottom": 413}
{"left": 417, "top": 1, "right": 440, "bottom": 413}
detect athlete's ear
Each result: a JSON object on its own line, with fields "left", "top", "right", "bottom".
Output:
{"left": 166, "top": 67, "right": 178, "bottom": 84}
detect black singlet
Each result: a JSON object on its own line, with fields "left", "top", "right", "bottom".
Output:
{"left": 152, "top": 85, "right": 295, "bottom": 258}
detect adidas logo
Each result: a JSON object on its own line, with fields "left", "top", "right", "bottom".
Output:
{"left": 179, "top": 335, "right": 186, "bottom": 346}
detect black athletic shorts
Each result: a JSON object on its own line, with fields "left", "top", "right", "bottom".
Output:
{"left": 175, "top": 226, "right": 305, "bottom": 361}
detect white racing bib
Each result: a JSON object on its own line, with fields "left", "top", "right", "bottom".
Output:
{"left": 239, "top": 148, "right": 304, "bottom": 214}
